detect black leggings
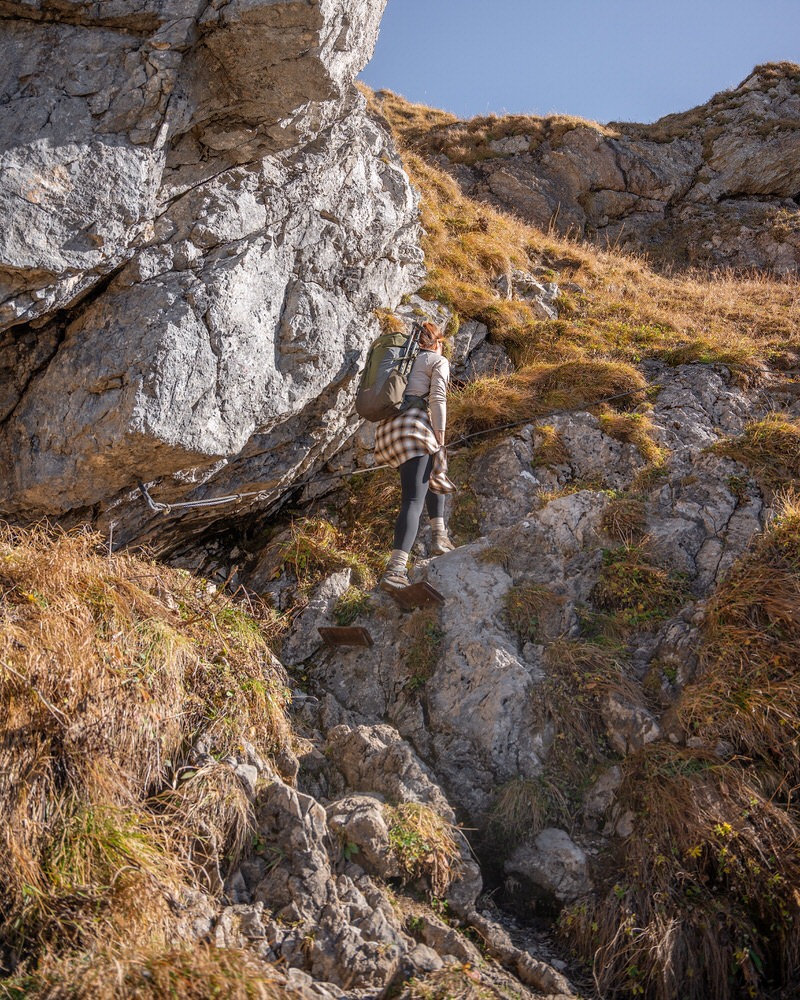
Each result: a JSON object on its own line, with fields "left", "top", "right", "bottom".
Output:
{"left": 393, "top": 454, "right": 446, "bottom": 552}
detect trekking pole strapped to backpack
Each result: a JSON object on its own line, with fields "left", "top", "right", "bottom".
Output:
{"left": 355, "top": 322, "right": 423, "bottom": 422}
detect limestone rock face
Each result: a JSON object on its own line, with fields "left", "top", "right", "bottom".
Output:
{"left": 0, "top": 0, "right": 423, "bottom": 545}
{"left": 417, "top": 64, "right": 800, "bottom": 273}
{"left": 277, "top": 364, "right": 768, "bottom": 839}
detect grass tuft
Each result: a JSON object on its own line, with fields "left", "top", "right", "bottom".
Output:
{"left": 385, "top": 803, "right": 461, "bottom": 897}
{"left": 712, "top": 413, "right": 800, "bottom": 498}
{"left": 403, "top": 608, "right": 445, "bottom": 690}
{"left": 592, "top": 543, "right": 690, "bottom": 633}
{"left": 679, "top": 490, "right": 800, "bottom": 783}
{"left": 560, "top": 744, "right": 800, "bottom": 1000}
{"left": 2, "top": 943, "right": 288, "bottom": 999}
{"left": 503, "top": 583, "right": 560, "bottom": 644}
{"left": 600, "top": 493, "right": 648, "bottom": 544}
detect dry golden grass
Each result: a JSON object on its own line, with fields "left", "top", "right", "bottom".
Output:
{"left": 280, "top": 515, "right": 377, "bottom": 590}
{"left": 679, "top": 491, "right": 800, "bottom": 784}
{"left": 385, "top": 802, "right": 461, "bottom": 897}
{"left": 560, "top": 496, "right": 800, "bottom": 999}
{"left": 503, "top": 583, "right": 561, "bottom": 643}
{"left": 0, "top": 523, "right": 292, "bottom": 976}
{"left": 712, "top": 413, "right": 800, "bottom": 497}
{"left": 364, "top": 85, "right": 800, "bottom": 393}
{"left": 253, "top": 469, "right": 403, "bottom": 595}
{"left": 449, "top": 361, "right": 648, "bottom": 439}
{"left": 597, "top": 408, "right": 666, "bottom": 467}
{"left": 561, "top": 744, "right": 800, "bottom": 1000}
{"left": 531, "top": 424, "right": 569, "bottom": 467}
{"left": 600, "top": 494, "right": 648, "bottom": 544}
{"left": 486, "top": 778, "right": 548, "bottom": 849}
{"left": 1, "top": 943, "right": 289, "bottom": 999}
{"left": 534, "top": 639, "right": 629, "bottom": 820}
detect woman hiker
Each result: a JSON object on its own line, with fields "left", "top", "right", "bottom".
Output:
{"left": 375, "top": 320, "right": 456, "bottom": 592}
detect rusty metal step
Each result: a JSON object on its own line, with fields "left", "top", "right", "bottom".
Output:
{"left": 387, "top": 581, "right": 445, "bottom": 611}
{"left": 317, "top": 626, "right": 373, "bottom": 648}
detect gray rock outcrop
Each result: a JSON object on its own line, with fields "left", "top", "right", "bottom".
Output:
{"left": 408, "top": 63, "right": 800, "bottom": 272}
{"left": 0, "top": 0, "right": 423, "bottom": 546}
{"left": 274, "top": 363, "right": 770, "bottom": 875}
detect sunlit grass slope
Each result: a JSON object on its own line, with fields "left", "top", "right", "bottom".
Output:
{"left": 364, "top": 86, "right": 799, "bottom": 441}
{"left": 0, "top": 524, "right": 292, "bottom": 997}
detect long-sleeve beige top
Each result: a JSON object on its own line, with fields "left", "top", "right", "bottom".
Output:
{"left": 406, "top": 349, "right": 449, "bottom": 443}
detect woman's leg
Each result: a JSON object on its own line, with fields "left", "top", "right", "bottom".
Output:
{"left": 426, "top": 485, "right": 454, "bottom": 554}
{"left": 425, "top": 490, "right": 445, "bottom": 521}
{"left": 393, "top": 454, "right": 433, "bottom": 553}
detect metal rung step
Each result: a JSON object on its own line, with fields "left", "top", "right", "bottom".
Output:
{"left": 317, "top": 626, "right": 373, "bottom": 648}
{"left": 388, "top": 581, "right": 445, "bottom": 611}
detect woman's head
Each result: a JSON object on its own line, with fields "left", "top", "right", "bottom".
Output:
{"left": 419, "top": 320, "right": 445, "bottom": 351}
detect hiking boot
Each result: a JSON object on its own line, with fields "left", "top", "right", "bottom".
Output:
{"left": 380, "top": 568, "right": 410, "bottom": 592}
{"left": 430, "top": 531, "right": 455, "bottom": 556}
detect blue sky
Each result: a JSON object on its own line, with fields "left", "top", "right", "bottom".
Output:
{"left": 360, "top": 0, "right": 800, "bottom": 124}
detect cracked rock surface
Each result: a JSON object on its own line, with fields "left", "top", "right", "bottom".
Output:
{"left": 268, "top": 363, "right": 773, "bottom": 931}
{"left": 0, "top": 0, "right": 423, "bottom": 546}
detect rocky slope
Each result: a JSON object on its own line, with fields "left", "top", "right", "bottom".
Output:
{"left": 0, "top": 0, "right": 423, "bottom": 545}
{"left": 385, "top": 62, "right": 800, "bottom": 273}
{"left": 237, "top": 353, "right": 800, "bottom": 999}
{"left": 3, "top": 5, "right": 800, "bottom": 997}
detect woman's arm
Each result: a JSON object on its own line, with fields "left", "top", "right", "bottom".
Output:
{"left": 428, "top": 355, "right": 449, "bottom": 445}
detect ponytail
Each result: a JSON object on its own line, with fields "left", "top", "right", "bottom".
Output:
{"left": 418, "top": 320, "right": 444, "bottom": 350}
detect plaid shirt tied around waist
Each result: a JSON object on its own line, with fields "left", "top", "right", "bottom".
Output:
{"left": 374, "top": 406, "right": 453, "bottom": 494}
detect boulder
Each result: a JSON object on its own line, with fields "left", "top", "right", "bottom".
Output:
{"left": 325, "top": 794, "right": 400, "bottom": 880}
{"left": 0, "top": 0, "right": 423, "bottom": 549}
{"left": 437, "top": 65, "right": 800, "bottom": 273}
{"left": 504, "top": 828, "right": 592, "bottom": 912}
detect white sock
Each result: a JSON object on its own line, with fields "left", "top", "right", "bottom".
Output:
{"left": 431, "top": 518, "right": 446, "bottom": 534}
{"left": 389, "top": 549, "right": 408, "bottom": 569}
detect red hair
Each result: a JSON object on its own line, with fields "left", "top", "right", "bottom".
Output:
{"left": 419, "top": 320, "right": 444, "bottom": 349}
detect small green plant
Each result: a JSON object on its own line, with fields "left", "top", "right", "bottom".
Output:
{"left": 333, "top": 587, "right": 372, "bottom": 626}
{"left": 727, "top": 474, "right": 751, "bottom": 503}
{"left": 385, "top": 803, "right": 460, "bottom": 896}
